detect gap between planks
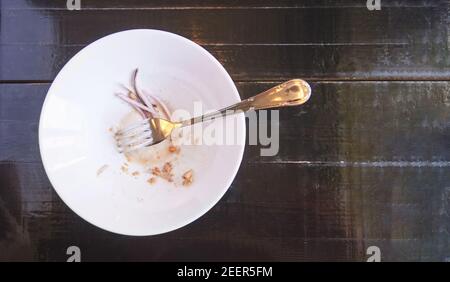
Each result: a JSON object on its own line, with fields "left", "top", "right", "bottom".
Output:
{"left": 3, "top": 160, "right": 450, "bottom": 168}
{"left": 3, "top": 79, "right": 450, "bottom": 85}
{"left": 250, "top": 160, "right": 450, "bottom": 168}
{"left": 0, "top": 43, "right": 410, "bottom": 46}
{"left": 2, "top": 5, "right": 439, "bottom": 11}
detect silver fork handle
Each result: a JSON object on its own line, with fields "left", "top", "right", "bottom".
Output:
{"left": 180, "top": 79, "right": 311, "bottom": 127}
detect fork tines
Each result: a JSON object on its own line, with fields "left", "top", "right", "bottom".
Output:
{"left": 115, "top": 118, "right": 154, "bottom": 153}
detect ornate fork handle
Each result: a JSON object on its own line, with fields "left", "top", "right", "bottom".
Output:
{"left": 181, "top": 79, "right": 311, "bottom": 127}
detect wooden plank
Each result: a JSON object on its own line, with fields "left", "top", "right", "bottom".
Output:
{"left": 2, "top": 82, "right": 450, "bottom": 163}
{"left": 3, "top": 0, "right": 440, "bottom": 9}
{"left": 3, "top": 5, "right": 441, "bottom": 44}
{"left": 240, "top": 81, "right": 450, "bottom": 163}
{"left": 1, "top": 161, "right": 448, "bottom": 261}
{"left": 1, "top": 2, "right": 448, "bottom": 81}
{"left": 4, "top": 44, "right": 450, "bottom": 82}
{"left": 0, "top": 84, "right": 46, "bottom": 163}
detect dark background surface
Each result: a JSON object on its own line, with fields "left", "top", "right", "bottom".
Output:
{"left": 1, "top": 0, "right": 449, "bottom": 261}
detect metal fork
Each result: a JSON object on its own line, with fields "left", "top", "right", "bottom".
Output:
{"left": 115, "top": 79, "right": 311, "bottom": 153}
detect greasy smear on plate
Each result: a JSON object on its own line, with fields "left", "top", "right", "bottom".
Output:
{"left": 168, "top": 145, "right": 178, "bottom": 153}
{"left": 121, "top": 163, "right": 129, "bottom": 174}
{"left": 97, "top": 165, "right": 109, "bottom": 176}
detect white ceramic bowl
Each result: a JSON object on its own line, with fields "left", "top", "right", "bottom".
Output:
{"left": 39, "top": 29, "right": 245, "bottom": 236}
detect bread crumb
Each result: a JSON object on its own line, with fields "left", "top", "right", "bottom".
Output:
{"left": 121, "top": 165, "right": 129, "bottom": 174}
{"left": 163, "top": 162, "right": 172, "bottom": 173}
{"left": 147, "top": 177, "right": 156, "bottom": 185}
{"left": 151, "top": 167, "right": 161, "bottom": 176}
{"left": 151, "top": 163, "right": 173, "bottom": 182}
{"left": 161, "top": 162, "right": 174, "bottom": 182}
{"left": 97, "top": 165, "right": 109, "bottom": 176}
{"left": 182, "top": 169, "right": 193, "bottom": 186}
{"left": 131, "top": 171, "right": 140, "bottom": 177}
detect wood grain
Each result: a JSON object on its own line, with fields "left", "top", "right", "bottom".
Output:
{"left": 1, "top": 0, "right": 449, "bottom": 261}
{"left": 1, "top": 1, "right": 449, "bottom": 81}
{"left": 5, "top": 0, "right": 441, "bottom": 9}
{"left": 2, "top": 82, "right": 450, "bottom": 163}
{"left": 1, "top": 81, "right": 450, "bottom": 261}
{"left": 1, "top": 161, "right": 449, "bottom": 261}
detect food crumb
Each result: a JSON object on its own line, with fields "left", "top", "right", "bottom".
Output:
{"left": 182, "top": 169, "right": 193, "bottom": 186}
{"left": 97, "top": 165, "right": 109, "bottom": 176}
{"left": 131, "top": 171, "right": 140, "bottom": 177}
{"left": 151, "top": 163, "right": 173, "bottom": 182}
{"left": 151, "top": 166, "right": 161, "bottom": 176}
{"left": 121, "top": 165, "right": 129, "bottom": 174}
{"left": 161, "top": 162, "right": 174, "bottom": 182}
{"left": 168, "top": 145, "right": 181, "bottom": 154}
{"left": 147, "top": 177, "right": 156, "bottom": 185}
{"left": 163, "top": 162, "right": 172, "bottom": 173}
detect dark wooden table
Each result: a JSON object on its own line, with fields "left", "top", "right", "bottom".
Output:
{"left": 1, "top": 0, "right": 449, "bottom": 262}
